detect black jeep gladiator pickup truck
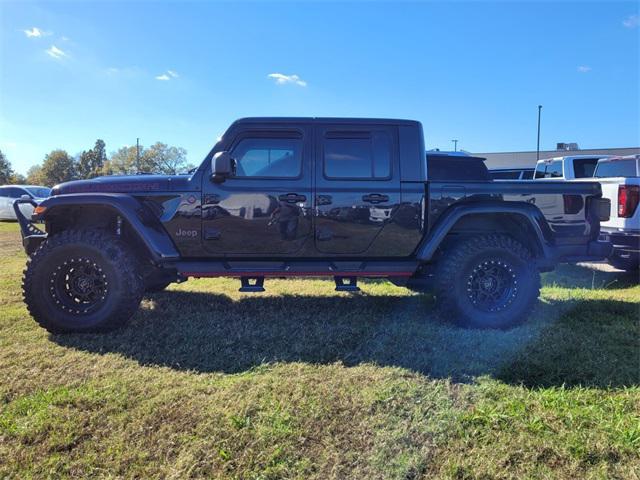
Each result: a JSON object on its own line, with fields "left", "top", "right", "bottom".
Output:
{"left": 14, "top": 118, "right": 612, "bottom": 333}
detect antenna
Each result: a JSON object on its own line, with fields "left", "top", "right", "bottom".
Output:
{"left": 536, "top": 105, "right": 542, "bottom": 161}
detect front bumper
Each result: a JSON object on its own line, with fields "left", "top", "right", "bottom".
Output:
{"left": 12, "top": 198, "right": 47, "bottom": 255}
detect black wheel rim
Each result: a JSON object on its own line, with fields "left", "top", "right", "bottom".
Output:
{"left": 467, "top": 259, "right": 518, "bottom": 313}
{"left": 50, "top": 257, "right": 109, "bottom": 315}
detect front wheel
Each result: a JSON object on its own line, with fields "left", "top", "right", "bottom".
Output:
{"left": 434, "top": 234, "right": 540, "bottom": 329}
{"left": 23, "top": 229, "right": 144, "bottom": 333}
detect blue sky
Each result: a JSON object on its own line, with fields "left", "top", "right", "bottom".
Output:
{"left": 1, "top": 1, "right": 638, "bottom": 175}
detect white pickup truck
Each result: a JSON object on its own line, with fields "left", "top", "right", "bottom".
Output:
{"left": 593, "top": 155, "right": 640, "bottom": 271}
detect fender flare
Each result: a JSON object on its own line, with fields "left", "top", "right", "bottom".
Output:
{"left": 36, "top": 193, "right": 180, "bottom": 262}
{"left": 415, "top": 201, "right": 555, "bottom": 261}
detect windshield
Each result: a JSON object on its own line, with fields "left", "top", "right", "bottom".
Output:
{"left": 25, "top": 187, "right": 51, "bottom": 198}
{"left": 594, "top": 159, "right": 639, "bottom": 178}
{"left": 534, "top": 160, "right": 563, "bottom": 178}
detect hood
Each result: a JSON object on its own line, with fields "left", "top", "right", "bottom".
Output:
{"left": 51, "top": 174, "right": 194, "bottom": 195}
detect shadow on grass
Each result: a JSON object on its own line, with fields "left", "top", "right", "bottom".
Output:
{"left": 543, "top": 263, "right": 639, "bottom": 290}
{"left": 52, "top": 286, "right": 640, "bottom": 388}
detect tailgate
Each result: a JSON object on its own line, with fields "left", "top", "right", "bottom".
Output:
{"left": 596, "top": 178, "right": 640, "bottom": 230}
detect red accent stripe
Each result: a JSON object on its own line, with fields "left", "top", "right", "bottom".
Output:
{"left": 181, "top": 271, "right": 414, "bottom": 278}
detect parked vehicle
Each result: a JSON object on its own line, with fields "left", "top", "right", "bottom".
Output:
{"left": 14, "top": 117, "right": 611, "bottom": 333}
{"left": 490, "top": 168, "right": 535, "bottom": 180}
{"left": 533, "top": 155, "right": 610, "bottom": 180}
{"left": 592, "top": 155, "right": 640, "bottom": 271}
{"left": 0, "top": 185, "right": 50, "bottom": 220}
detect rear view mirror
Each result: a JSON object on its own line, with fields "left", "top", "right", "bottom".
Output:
{"left": 211, "top": 151, "right": 234, "bottom": 183}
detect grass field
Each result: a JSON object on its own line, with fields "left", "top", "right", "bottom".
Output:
{"left": 0, "top": 220, "right": 638, "bottom": 479}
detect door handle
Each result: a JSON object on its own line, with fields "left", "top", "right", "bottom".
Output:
{"left": 362, "top": 193, "right": 389, "bottom": 204}
{"left": 278, "top": 193, "right": 306, "bottom": 203}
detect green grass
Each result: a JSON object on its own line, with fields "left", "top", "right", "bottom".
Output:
{"left": 0, "top": 220, "right": 638, "bottom": 479}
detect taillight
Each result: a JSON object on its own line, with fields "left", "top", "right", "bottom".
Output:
{"left": 618, "top": 185, "right": 639, "bottom": 218}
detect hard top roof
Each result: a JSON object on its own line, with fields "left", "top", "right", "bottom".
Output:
{"left": 231, "top": 117, "right": 421, "bottom": 126}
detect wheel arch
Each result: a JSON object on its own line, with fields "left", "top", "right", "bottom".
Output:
{"left": 37, "top": 194, "right": 180, "bottom": 263}
{"left": 416, "top": 202, "right": 554, "bottom": 263}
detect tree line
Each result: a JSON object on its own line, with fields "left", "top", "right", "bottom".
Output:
{"left": 0, "top": 140, "right": 195, "bottom": 187}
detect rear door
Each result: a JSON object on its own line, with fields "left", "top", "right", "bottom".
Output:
{"left": 314, "top": 124, "right": 400, "bottom": 254}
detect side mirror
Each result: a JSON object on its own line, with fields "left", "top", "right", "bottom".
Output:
{"left": 211, "top": 151, "right": 235, "bottom": 183}
{"left": 20, "top": 194, "right": 31, "bottom": 200}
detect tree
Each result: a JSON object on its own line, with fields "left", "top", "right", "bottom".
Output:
{"left": 103, "top": 146, "right": 144, "bottom": 175}
{"left": 39, "top": 150, "right": 76, "bottom": 186}
{"left": 104, "top": 142, "right": 192, "bottom": 175}
{"left": 0, "top": 149, "right": 14, "bottom": 184}
{"left": 10, "top": 172, "right": 27, "bottom": 184}
{"left": 143, "top": 142, "right": 193, "bottom": 174}
{"left": 26, "top": 165, "right": 46, "bottom": 185}
{"left": 77, "top": 139, "right": 107, "bottom": 179}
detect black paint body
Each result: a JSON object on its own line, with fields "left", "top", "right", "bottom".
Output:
{"left": 41, "top": 118, "right": 609, "bottom": 271}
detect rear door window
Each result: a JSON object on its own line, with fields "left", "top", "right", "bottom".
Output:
{"left": 323, "top": 130, "right": 391, "bottom": 179}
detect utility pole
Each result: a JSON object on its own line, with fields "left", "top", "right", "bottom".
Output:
{"left": 536, "top": 105, "right": 542, "bottom": 161}
{"left": 136, "top": 138, "right": 140, "bottom": 172}
{"left": 451, "top": 139, "right": 458, "bottom": 152}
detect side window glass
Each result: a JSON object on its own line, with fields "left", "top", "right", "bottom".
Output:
{"left": 548, "top": 161, "right": 563, "bottom": 178}
{"left": 6, "top": 188, "right": 24, "bottom": 198}
{"left": 535, "top": 161, "right": 563, "bottom": 178}
{"left": 324, "top": 130, "right": 392, "bottom": 179}
{"left": 232, "top": 137, "right": 302, "bottom": 178}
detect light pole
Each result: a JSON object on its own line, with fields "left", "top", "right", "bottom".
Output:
{"left": 536, "top": 105, "right": 542, "bottom": 161}
{"left": 136, "top": 138, "right": 140, "bottom": 172}
{"left": 452, "top": 139, "right": 458, "bottom": 152}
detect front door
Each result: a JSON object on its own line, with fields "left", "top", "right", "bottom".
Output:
{"left": 202, "top": 126, "right": 313, "bottom": 255}
{"left": 314, "top": 124, "right": 400, "bottom": 254}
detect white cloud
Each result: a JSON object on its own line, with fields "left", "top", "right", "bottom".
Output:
{"left": 268, "top": 73, "right": 307, "bottom": 87}
{"left": 23, "top": 27, "right": 50, "bottom": 38}
{"left": 45, "top": 45, "right": 68, "bottom": 59}
{"left": 577, "top": 65, "right": 592, "bottom": 73}
{"left": 156, "top": 70, "right": 178, "bottom": 81}
{"left": 623, "top": 14, "right": 639, "bottom": 28}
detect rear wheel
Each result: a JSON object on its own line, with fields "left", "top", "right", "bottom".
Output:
{"left": 434, "top": 234, "right": 540, "bottom": 329}
{"left": 23, "top": 229, "right": 144, "bottom": 333}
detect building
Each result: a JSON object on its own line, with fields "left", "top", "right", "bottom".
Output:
{"left": 474, "top": 144, "right": 640, "bottom": 170}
